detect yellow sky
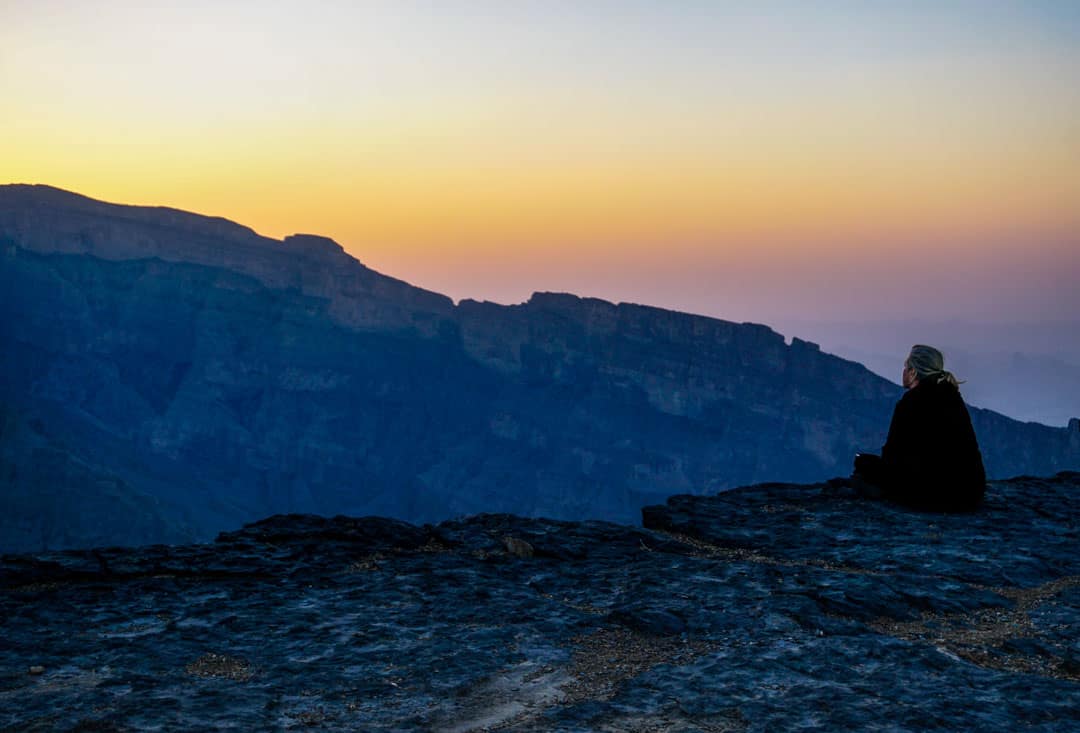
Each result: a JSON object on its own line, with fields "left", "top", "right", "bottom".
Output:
{"left": 3, "top": 2, "right": 1078, "bottom": 320}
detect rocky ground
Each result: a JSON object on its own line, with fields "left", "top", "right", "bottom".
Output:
{"left": 2, "top": 472, "right": 1078, "bottom": 731}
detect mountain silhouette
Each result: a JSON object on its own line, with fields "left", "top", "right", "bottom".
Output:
{"left": 2, "top": 184, "right": 1079, "bottom": 551}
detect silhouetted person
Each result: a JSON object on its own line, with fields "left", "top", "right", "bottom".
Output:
{"left": 853, "top": 345, "right": 986, "bottom": 511}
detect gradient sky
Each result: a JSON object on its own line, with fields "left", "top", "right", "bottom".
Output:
{"left": 3, "top": 1, "right": 1078, "bottom": 324}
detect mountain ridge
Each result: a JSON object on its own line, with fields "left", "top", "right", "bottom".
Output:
{"left": 2, "top": 184, "right": 1079, "bottom": 552}
{"left": 1, "top": 184, "right": 797, "bottom": 340}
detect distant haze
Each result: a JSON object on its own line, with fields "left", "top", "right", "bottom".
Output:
{"left": 772, "top": 319, "right": 1080, "bottom": 427}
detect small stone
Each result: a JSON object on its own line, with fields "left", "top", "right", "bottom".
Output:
{"left": 28, "top": 665, "right": 45, "bottom": 675}
{"left": 502, "top": 535, "right": 534, "bottom": 558}
{"left": 185, "top": 653, "right": 252, "bottom": 681}
{"left": 1060, "top": 646, "right": 1080, "bottom": 677}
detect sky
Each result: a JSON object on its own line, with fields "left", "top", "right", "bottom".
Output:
{"left": 2, "top": 0, "right": 1079, "bottom": 327}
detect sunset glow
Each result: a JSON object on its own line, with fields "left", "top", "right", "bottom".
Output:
{"left": 3, "top": 1, "right": 1078, "bottom": 322}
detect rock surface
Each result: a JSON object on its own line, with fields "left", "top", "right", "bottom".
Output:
{"left": 2, "top": 472, "right": 1077, "bottom": 731}
{"left": 3, "top": 185, "right": 1079, "bottom": 551}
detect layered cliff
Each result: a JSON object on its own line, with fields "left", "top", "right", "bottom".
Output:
{"left": 2, "top": 473, "right": 1078, "bottom": 730}
{"left": 2, "top": 185, "right": 1079, "bottom": 550}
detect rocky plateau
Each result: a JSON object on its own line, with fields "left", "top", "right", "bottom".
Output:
{"left": 2, "top": 472, "right": 1078, "bottom": 731}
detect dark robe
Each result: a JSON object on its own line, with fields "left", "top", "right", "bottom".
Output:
{"left": 855, "top": 377, "right": 986, "bottom": 511}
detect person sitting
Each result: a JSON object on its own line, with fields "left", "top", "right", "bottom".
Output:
{"left": 852, "top": 344, "right": 986, "bottom": 511}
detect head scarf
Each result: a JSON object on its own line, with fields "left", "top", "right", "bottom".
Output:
{"left": 906, "top": 344, "right": 961, "bottom": 387}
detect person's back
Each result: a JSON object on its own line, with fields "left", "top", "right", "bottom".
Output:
{"left": 881, "top": 375, "right": 986, "bottom": 510}
{"left": 854, "top": 344, "right": 986, "bottom": 511}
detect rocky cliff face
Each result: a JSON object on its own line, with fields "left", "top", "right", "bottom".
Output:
{"left": 0, "top": 184, "right": 453, "bottom": 335}
{"left": 2, "top": 473, "right": 1078, "bottom": 731}
{"left": 2, "top": 185, "right": 1079, "bottom": 551}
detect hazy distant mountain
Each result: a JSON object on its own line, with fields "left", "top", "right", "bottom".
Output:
{"left": 3, "top": 185, "right": 1079, "bottom": 551}
{"left": 774, "top": 319, "right": 1080, "bottom": 427}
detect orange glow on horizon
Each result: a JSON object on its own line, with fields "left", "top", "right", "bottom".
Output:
{"left": 3, "top": 3, "right": 1078, "bottom": 319}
